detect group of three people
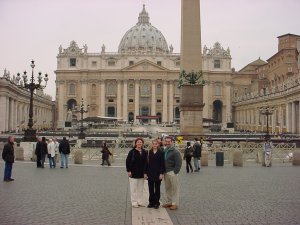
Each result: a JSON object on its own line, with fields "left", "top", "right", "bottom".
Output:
{"left": 35, "top": 137, "right": 70, "bottom": 169}
{"left": 126, "top": 136, "right": 182, "bottom": 210}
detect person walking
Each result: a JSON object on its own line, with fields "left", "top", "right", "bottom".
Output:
{"left": 59, "top": 137, "right": 70, "bottom": 168}
{"left": 101, "top": 142, "right": 112, "bottom": 166}
{"left": 53, "top": 138, "right": 60, "bottom": 163}
{"left": 35, "top": 137, "right": 43, "bottom": 168}
{"left": 263, "top": 137, "right": 273, "bottom": 167}
{"left": 126, "top": 138, "right": 147, "bottom": 208}
{"left": 40, "top": 137, "right": 48, "bottom": 168}
{"left": 183, "top": 142, "right": 193, "bottom": 173}
{"left": 47, "top": 138, "right": 56, "bottom": 168}
{"left": 162, "top": 136, "right": 182, "bottom": 210}
{"left": 2, "top": 136, "right": 15, "bottom": 182}
{"left": 193, "top": 138, "right": 202, "bottom": 172}
{"left": 144, "top": 139, "right": 165, "bottom": 209}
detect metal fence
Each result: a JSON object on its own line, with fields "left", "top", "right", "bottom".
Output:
{"left": 70, "top": 139, "right": 298, "bottom": 163}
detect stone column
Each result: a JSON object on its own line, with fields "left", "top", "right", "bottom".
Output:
{"left": 9, "top": 98, "right": 13, "bottom": 131}
{"left": 6, "top": 97, "right": 9, "bottom": 131}
{"left": 123, "top": 80, "right": 128, "bottom": 122}
{"left": 286, "top": 102, "right": 292, "bottom": 133}
{"left": 298, "top": 101, "right": 300, "bottom": 134}
{"left": 134, "top": 79, "right": 140, "bottom": 122}
{"left": 162, "top": 80, "right": 168, "bottom": 123}
{"left": 292, "top": 101, "right": 296, "bottom": 133}
{"left": 169, "top": 81, "right": 174, "bottom": 123}
{"left": 81, "top": 80, "right": 87, "bottom": 103}
{"left": 99, "top": 80, "right": 105, "bottom": 117}
{"left": 0, "top": 96, "right": 7, "bottom": 132}
{"left": 57, "top": 81, "right": 65, "bottom": 128}
{"left": 151, "top": 80, "right": 156, "bottom": 124}
{"left": 117, "top": 80, "right": 122, "bottom": 119}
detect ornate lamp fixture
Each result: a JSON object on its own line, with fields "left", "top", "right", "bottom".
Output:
{"left": 16, "top": 60, "right": 48, "bottom": 142}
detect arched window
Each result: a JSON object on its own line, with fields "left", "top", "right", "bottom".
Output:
{"left": 128, "top": 83, "right": 134, "bottom": 96}
{"left": 91, "top": 84, "right": 96, "bottom": 96}
{"left": 156, "top": 84, "right": 162, "bottom": 94}
{"left": 69, "top": 83, "right": 76, "bottom": 95}
{"left": 106, "top": 80, "right": 116, "bottom": 96}
{"left": 214, "top": 84, "right": 221, "bottom": 96}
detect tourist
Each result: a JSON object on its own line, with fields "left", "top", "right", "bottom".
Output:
{"left": 40, "top": 137, "right": 48, "bottom": 168}
{"left": 53, "top": 138, "right": 60, "bottom": 163}
{"left": 144, "top": 139, "right": 165, "bottom": 209}
{"left": 183, "top": 142, "right": 193, "bottom": 173}
{"left": 47, "top": 138, "right": 56, "bottom": 168}
{"left": 59, "top": 137, "right": 70, "bottom": 168}
{"left": 162, "top": 136, "right": 182, "bottom": 210}
{"left": 126, "top": 137, "right": 147, "bottom": 208}
{"left": 2, "top": 136, "right": 15, "bottom": 182}
{"left": 192, "top": 138, "right": 202, "bottom": 171}
{"left": 101, "top": 142, "right": 112, "bottom": 166}
{"left": 263, "top": 137, "right": 273, "bottom": 167}
{"left": 35, "top": 137, "right": 42, "bottom": 168}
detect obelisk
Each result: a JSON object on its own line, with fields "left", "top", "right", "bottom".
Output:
{"left": 179, "top": 0, "right": 204, "bottom": 134}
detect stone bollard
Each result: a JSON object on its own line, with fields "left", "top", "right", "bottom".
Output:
{"left": 74, "top": 149, "right": 83, "bottom": 164}
{"left": 31, "top": 151, "right": 37, "bottom": 162}
{"left": 292, "top": 150, "right": 300, "bottom": 166}
{"left": 15, "top": 147, "right": 24, "bottom": 161}
{"left": 201, "top": 150, "right": 208, "bottom": 166}
{"left": 232, "top": 150, "right": 243, "bottom": 167}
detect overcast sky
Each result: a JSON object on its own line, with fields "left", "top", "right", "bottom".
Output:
{"left": 0, "top": 0, "right": 299, "bottom": 99}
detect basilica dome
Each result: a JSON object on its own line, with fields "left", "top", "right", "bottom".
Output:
{"left": 118, "top": 5, "right": 169, "bottom": 54}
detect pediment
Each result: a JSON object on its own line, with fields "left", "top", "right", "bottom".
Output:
{"left": 122, "top": 59, "right": 168, "bottom": 72}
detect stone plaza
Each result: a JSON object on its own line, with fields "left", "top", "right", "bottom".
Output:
{"left": 1, "top": 160, "right": 300, "bottom": 225}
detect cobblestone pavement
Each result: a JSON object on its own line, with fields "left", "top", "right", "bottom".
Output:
{"left": 1, "top": 161, "right": 300, "bottom": 225}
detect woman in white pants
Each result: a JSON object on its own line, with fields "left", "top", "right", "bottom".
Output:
{"left": 126, "top": 138, "right": 147, "bottom": 208}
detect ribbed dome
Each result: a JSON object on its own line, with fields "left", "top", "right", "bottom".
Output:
{"left": 118, "top": 5, "right": 169, "bottom": 54}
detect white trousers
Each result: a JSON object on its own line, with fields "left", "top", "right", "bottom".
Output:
{"left": 164, "top": 171, "right": 179, "bottom": 206}
{"left": 129, "top": 178, "right": 145, "bottom": 206}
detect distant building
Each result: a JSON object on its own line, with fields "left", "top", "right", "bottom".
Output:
{"left": 0, "top": 70, "right": 55, "bottom": 133}
{"left": 55, "top": 5, "right": 232, "bottom": 129}
{"left": 233, "top": 33, "right": 300, "bottom": 134}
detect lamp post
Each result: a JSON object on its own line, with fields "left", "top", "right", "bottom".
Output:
{"left": 16, "top": 60, "right": 48, "bottom": 142}
{"left": 260, "top": 106, "right": 274, "bottom": 140}
{"left": 74, "top": 98, "right": 89, "bottom": 139}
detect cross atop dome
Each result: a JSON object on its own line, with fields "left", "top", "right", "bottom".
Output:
{"left": 138, "top": 4, "right": 150, "bottom": 24}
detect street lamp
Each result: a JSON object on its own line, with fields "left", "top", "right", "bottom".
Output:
{"left": 16, "top": 60, "right": 48, "bottom": 142}
{"left": 259, "top": 106, "right": 274, "bottom": 140}
{"left": 74, "top": 98, "right": 89, "bottom": 139}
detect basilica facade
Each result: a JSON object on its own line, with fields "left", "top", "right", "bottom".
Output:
{"left": 55, "top": 5, "right": 232, "bottom": 129}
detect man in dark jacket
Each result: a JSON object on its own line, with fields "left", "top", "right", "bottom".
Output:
{"left": 59, "top": 137, "right": 70, "bottom": 168}
{"left": 35, "top": 137, "right": 42, "bottom": 168}
{"left": 2, "top": 136, "right": 15, "bottom": 182}
{"left": 193, "top": 138, "right": 202, "bottom": 172}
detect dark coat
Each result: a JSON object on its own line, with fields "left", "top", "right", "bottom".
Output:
{"left": 184, "top": 146, "right": 193, "bottom": 160}
{"left": 59, "top": 140, "right": 70, "bottom": 154}
{"left": 40, "top": 141, "right": 48, "bottom": 156}
{"left": 101, "top": 147, "right": 112, "bottom": 160}
{"left": 2, "top": 142, "right": 15, "bottom": 163}
{"left": 145, "top": 149, "right": 165, "bottom": 181}
{"left": 35, "top": 141, "right": 47, "bottom": 156}
{"left": 126, "top": 148, "right": 147, "bottom": 179}
{"left": 193, "top": 141, "right": 202, "bottom": 158}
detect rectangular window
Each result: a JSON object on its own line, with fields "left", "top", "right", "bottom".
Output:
{"left": 108, "top": 61, "right": 115, "bottom": 66}
{"left": 129, "top": 99, "right": 134, "bottom": 103}
{"left": 175, "top": 61, "right": 180, "bottom": 67}
{"left": 157, "top": 61, "right": 162, "bottom": 66}
{"left": 214, "top": 60, "right": 220, "bottom": 69}
{"left": 70, "top": 58, "right": 76, "bottom": 67}
{"left": 176, "top": 99, "right": 180, "bottom": 103}
{"left": 108, "top": 99, "right": 114, "bottom": 102}
{"left": 157, "top": 99, "right": 161, "bottom": 103}
{"left": 92, "top": 61, "right": 97, "bottom": 67}
{"left": 129, "top": 61, "right": 134, "bottom": 66}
